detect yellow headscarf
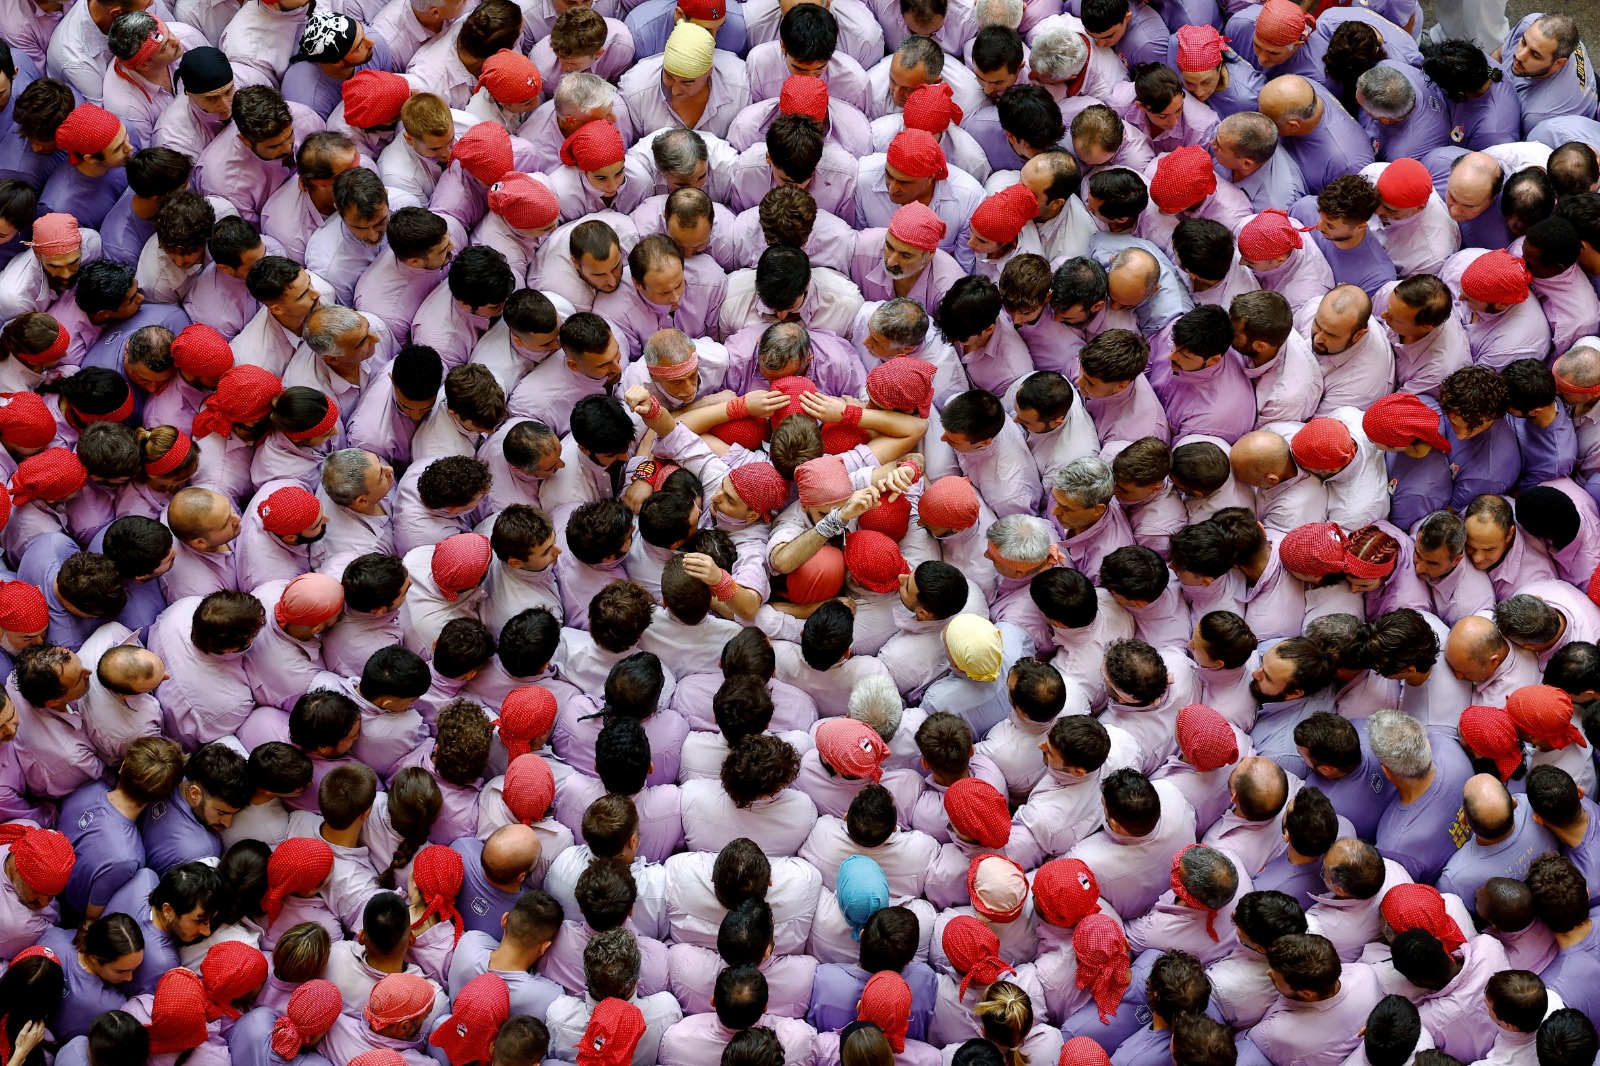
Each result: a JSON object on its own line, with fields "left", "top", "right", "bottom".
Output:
{"left": 663, "top": 22, "right": 716, "bottom": 79}
{"left": 945, "top": 614, "right": 1003, "bottom": 682}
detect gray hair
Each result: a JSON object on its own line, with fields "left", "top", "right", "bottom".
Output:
{"left": 582, "top": 927, "right": 641, "bottom": 999}
{"left": 1177, "top": 845, "right": 1238, "bottom": 909}
{"left": 868, "top": 298, "right": 930, "bottom": 350}
{"left": 985, "top": 514, "right": 1052, "bottom": 565}
{"left": 125, "top": 325, "right": 175, "bottom": 371}
{"left": 757, "top": 322, "right": 810, "bottom": 374}
{"left": 304, "top": 306, "right": 366, "bottom": 358}
{"left": 1217, "top": 112, "right": 1279, "bottom": 165}
{"left": 1028, "top": 24, "right": 1088, "bottom": 80}
{"left": 108, "top": 10, "right": 161, "bottom": 61}
{"left": 1495, "top": 594, "right": 1563, "bottom": 647}
{"left": 973, "top": 0, "right": 1024, "bottom": 29}
{"left": 1416, "top": 510, "right": 1466, "bottom": 556}
{"left": 1367, "top": 709, "right": 1433, "bottom": 780}
{"left": 848, "top": 673, "right": 904, "bottom": 740}
{"left": 1535, "top": 13, "right": 1580, "bottom": 59}
{"left": 895, "top": 35, "right": 946, "bottom": 79}
{"left": 322, "top": 448, "right": 377, "bottom": 506}
{"left": 642, "top": 329, "right": 696, "bottom": 368}
{"left": 1554, "top": 345, "right": 1600, "bottom": 390}
{"left": 554, "top": 73, "right": 615, "bottom": 119}
{"left": 1356, "top": 65, "right": 1416, "bottom": 120}
{"left": 1054, "top": 457, "right": 1115, "bottom": 508}
{"left": 651, "top": 129, "right": 708, "bottom": 180}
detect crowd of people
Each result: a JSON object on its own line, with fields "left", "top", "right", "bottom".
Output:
{"left": 3, "top": 0, "right": 1600, "bottom": 1060}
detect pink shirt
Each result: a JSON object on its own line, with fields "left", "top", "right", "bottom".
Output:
{"left": 243, "top": 579, "right": 331, "bottom": 709}
{"left": 148, "top": 595, "right": 259, "bottom": 749}
{"left": 1305, "top": 858, "right": 1414, "bottom": 961}
{"left": 668, "top": 946, "right": 817, "bottom": 1018}
{"left": 800, "top": 815, "right": 940, "bottom": 899}
{"left": 659, "top": 1014, "right": 817, "bottom": 1066}
{"left": 1248, "top": 964, "right": 1387, "bottom": 1066}
{"left": 665, "top": 849, "right": 822, "bottom": 956}
{"left": 1067, "top": 778, "right": 1197, "bottom": 919}
{"left": 1126, "top": 863, "right": 1254, "bottom": 966}
{"left": 617, "top": 52, "right": 752, "bottom": 139}
{"left": 195, "top": 107, "right": 324, "bottom": 223}
{"left": 354, "top": 249, "right": 450, "bottom": 348}
{"left": 679, "top": 779, "right": 817, "bottom": 857}
{"left": 1376, "top": 281, "right": 1472, "bottom": 398}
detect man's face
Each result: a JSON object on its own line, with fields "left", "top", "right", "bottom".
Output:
{"left": 1051, "top": 488, "right": 1102, "bottom": 531}
{"left": 1316, "top": 213, "right": 1365, "bottom": 246}
{"left": 1380, "top": 298, "right": 1432, "bottom": 344}
{"left": 275, "top": 270, "right": 322, "bottom": 321}
{"left": 106, "top": 281, "right": 146, "bottom": 321}
{"left": 784, "top": 47, "right": 829, "bottom": 78}
{"left": 984, "top": 540, "right": 1039, "bottom": 581}
{"left": 1013, "top": 405, "right": 1060, "bottom": 436}
{"left": 940, "top": 429, "right": 990, "bottom": 454}
{"left": 285, "top": 511, "right": 329, "bottom": 544}
{"left": 1075, "top": 372, "right": 1123, "bottom": 400}
{"left": 511, "top": 325, "right": 562, "bottom": 360}
{"left": 191, "top": 81, "right": 235, "bottom": 119}
{"left": 335, "top": 25, "right": 375, "bottom": 68}
{"left": 884, "top": 162, "right": 935, "bottom": 206}
{"left": 167, "top": 904, "right": 213, "bottom": 945}
{"left": 164, "top": 244, "right": 206, "bottom": 272}
{"left": 343, "top": 203, "right": 390, "bottom": 246}
{"left": 583, "top": 160, "right": 627, "bottom": 198}
{"left": 666, "top": 215, "right": 711, "bottom": 259}
{"left": 1209, "top": 134, "right": 1253, "bottom": 176}
{"left": 361, "top": 455, "right": 396, "bottom": 503}
{"left": 1170, "top": 345, "right": 1214, "bottom": 374}
{"left": 1254, "top": 31, "right": 1301, "bottom": 69}
{"left": 1447, "top": 410, "right": 1492, "bottom": 441}
{"left": 522, "top": 534, "right": 561, "bottom": 571}
{"left": 661, "top": 69, "right": 711, "bottom": 104}
{"left": 330, "top": 319, "right": 379, "bottom": 367}
{"left": 0, "top": 69, "right": 12, "bottom": 114}
{"left": 1249, "top": 647, "right": 1297, "bottom": 702}
{"left": 57, "top": 653, "right": 91, "bottom": 704}
{"left": 888, "top": 60, "right": 929, "bottom": 107}
{"left": 1445, "top": 177, "right": 1493, "bottom": 222}
{"left": 637, "top": 260, "right": 686, "bottom": 311}
{"left": 99, "top": 126, "right": 135, "bottom": 168}
{"left": 663, "top": 158, "right": 708, "bottom": 192}
{"left": 198, "top": 501, "right": 244, "bottom": 549}
{"left": 1513, "top": 24, "right": 1566, "bottom": 79}
{"left": 1088, "top": 13, "right": 1129, "bottom": 48}
{"left": 576, "top": 246, "right": 624, "bottom": 293}
{"left": 247, "top": 124, "right": 296, "bottom": 163}
{"left": 976, "top": 63, "right": 1019, "bottom": 100}
{"left": 1464, "top": 514, "right": 1512, "bottom": 571}
{"left": 570, "top": 337, "right": 623, "bottom": 385}
{"left": 40, "top": 250, "right": 83, "bottom": 293}
{"left": 882, "top": 231, "right": 931, "bottom": 278}
{"left": 9, "top": 860, "right": 51, "bottom": 911}
{"left": 1182, "top": 66, "right": 1221, "bottom": 101}
{"left": 192, "top": 785, "right": 242, "bottom": 831}
{"left": 1412, "top": 541, "right": 1460, "bottom": 581}
{"left": 1310, "top": 306, "right": 1363, "bottom": 356}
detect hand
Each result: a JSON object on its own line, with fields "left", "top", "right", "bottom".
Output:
{"left": 875, "top": 464, "right": 917, "bottom": 501}
{"left": 742, "top": 390, "right": 789, "bottom": 419}
{"left": 801, "top": 392, "right": 849, "bottom": 424}
{"left": 12, "top": 1020, "right": 45, "bottom": 1062}
{"left": 620, "top": 479, "right": 652, "bottom": 514}
{"left": 838, "top": 485, "right": 881, "bottom": 522}
{"left": 623, "top": 385, "right": 656, "bottom": 417}
{"left": 681, "top": 552, "right": 722, "bottom": 586}
{"left": 835, "top": 595, "right": 857, "bottom": 615}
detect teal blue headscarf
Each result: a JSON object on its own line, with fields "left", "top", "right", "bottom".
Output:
{"left": 836, "top": 855, "right": 890, "bottom": 940}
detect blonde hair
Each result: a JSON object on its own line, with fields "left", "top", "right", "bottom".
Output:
{"left": 976, "top": 982, "right": 1034, "bottom": 1066}
{"left": 401, "top": 93, "right": 452, "bottom": 139}
{"left": 272, "top": 921, "right": 332, "bottom": 983}
{"left": 136, "top": 425, "right": 196, "bottom": 479}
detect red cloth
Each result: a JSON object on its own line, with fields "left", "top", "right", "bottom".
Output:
{"left": 170, "top": 324, "right": 235, "bottom": 377}
{"left": 488, "top": 174, "right": 559, "bottom": 231}
{"left": 1279, "top": 522, "right": 1347, "bottom": 580}
{"left": 26, "top": 214, "right": 80, "bottom": 256}
{"left": 1375, "top": 158, "right": 1432, "bottom": 209}
{"left": 576, "top": 998, "right": 647, "bottom": 1066}
{"left": 768, "top": 375, "right": 818, "bottom": 425}
{"left": 968, "top": 853, "right": 1028, "bottom": 923}
{"left": 710, "top": 415, "right": 770, "bottom": 450}
{"left": 866, "top": 357, "right": 936, "bottom": 417}
{"left": 1290, "top": 416, "right": 1357, "bottom": 471}
{"left": 1237, "top": 209, "right": 1304, "bottom": 260}
{"left": 887, "top": 201, "right": 946, "bottom": 252}
{"left": 411, "top": 844, "right": 466, "bottom": 945}
{"left": 275, "top": 573, "right": 344, "bottom": 628}
{"left": 1073, "top": 914, "right": 1130, "bottom": 1023}
{"left": 143, "top": 432, "right": 192, "bottom": 477}
{"left": 815, "top": 718, "right": 889, "bottom": 780}
{"left": 918, "top": 475, "right": 980, "bottom": 530}
{"left": 886, "top": 129, "right": 948, "bottom": 180}
{"left": 451, "top": 122, "right": 514, "bottom": 186}
{"left": 972, "top": 184, "right": 1041, "bottom": 244}
{"left": 496, "top": 686, "right": 558, "bottom": 759}
{"left": 787, "top": 544, "right": 845, "bottom": 603}
{"left": 282, "top": 394, "right": 339, "bottom": 442}
{"left": 859, "top": 971, "right": 912, "bottom": 1053}
{"left": 778, "top": 75, "right": 829, "bottom": 121}
{"left": 1149, "top": 145, "right": 1218, "bottom": 214}
{"left": 429, "top": 974, "right": 511, "bottom": 1066}
{"left": 1032, "top": 858, "right": 1101, "bottom": 930}
{"left": 944, "top": 777, "right": 1011, "bottom": 849}
{"left": 1461, "top": 249, "right": 1533, "bottom": 305}
{"left": 1169, "top": 845, "right": 1221, "bottom": 941}
{"left": 1459, "top": 704, "right": 1523, "bottom": 783}
{"left": 1174, "top": 25, "right": 1227, "bottom": 71}
{"left": 475, "top": 50, "right": 541, "bottom": 104}
{"left": 262, "top": 837, "right": 335, "bottom": 927}
{"left": 1380, "top": 883, "right": 1466, "bottom": 954}
{"left": 348, "top": 1053, "right": 407, "bottom": 1066}
{"left": 856, "top": 493, "right": 912, "bottom": 541}
{"left": 844, "top": 529, "right": 910, "bottom": 593}
{"left": 560, "top": 121, "right": 625, "bottom": 171}
{"left": 192, "top": 365, "right": 282, "bottom": 439}
{"left": 677, "top": 0, "right": 724, "bottom": 18}
{"left": 0, "top": 824, "right": 74, "bottom": 896}
{"left": 200, "top": 942, "right": 268, "bottom": 1020}
{"left": 55, "top": 104, "right": 121, "bottom": 164}
{"left": 941, "top": 915, "right": 1015, "bottom": 998}
{"left": 1060, "top": 1038, "right": 1114, "bottom": 1066}
{"left": 901, "top": 81, "right": 963, "bottom": 133}
{"left": 1175, "top": 704, "right": 1237, "bottom": 772}
{"left": 432, "top": 532, "right": 492, "bottom": 601}
{"left": 727, "top": 462, "right": 788, "bottom": 521}
{"left": 271, "top": 981, "right": 343, "bottom": 1059}
{"left": 363, "top": 973, "right": 437, "bottom": 1029}
{"left": 9, "top": 448, "right": 85, "bottom": 507}
{"left": 794, "top": 455, "right": 853, "bottom": 508}
{"left": 258, "top": 486, "right": 321, "bottom": 537}
{"left": 0, "top": 393, "right": 57, "bottom": 450}
{"left": 1342, "top": 525, "right": 1397, "bottom": 580}
{"left": 1256, "top": 0, "right": 1314, "bottom": 45}
{"left": 0, "top": 582, "right": 48, "bottom": 634}
{"left": 1362, "top": 393, "right": 1451, "bottom": 453}
{"left": 1506, "top": 685, "right": 1586, "bottom": 750}
{"left": 504, "top": 753, "right": 557, "bottom": 823}
{"left": 146, "top": 969, "right": 210, "bottom": 1055}
{"left": 342, "top": 70, "right": 411, "bottom": 128}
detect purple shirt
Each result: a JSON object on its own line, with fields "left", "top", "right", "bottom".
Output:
{"left": 1444, "top": 416, "right": 1522, "bottom": 512}
{"left": 1362, "top": 63, "right": 1452, "bottom": 163}
{"left": 450, "top": 835, "right": 524, "bottom": 937}
{"left": 1514, "top": 409, "right": 1578, "bottom": 492}
{"left": 807, "top": 962, "right": 938, "bottom": 1043}
{"left": 1503, "top": 13, "right": 1600, "bottom": 132}
{"left": 1303, "top": 719, "right": 1395, "bottom": 840}
{"left": 1282, "top": 80, "right": 1376, "bottom": 193}
{"left": 103, "top": 867, "right": 181, "bottom": 995}
{"left": 1375, "top": 729, "right": 1474, "bottom": 883}
{"left": 139, "top": 785, "right": 222, "bottom": 874}
{"left": 61, "top": 781, "right": 145, "bottom": 913}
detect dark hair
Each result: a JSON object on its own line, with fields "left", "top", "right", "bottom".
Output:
{"left": 1101, "top": 767, "right": 1159, "bottom": 835}
{"left": 150, "top": 861, "right": 222, "bottom": 922}
{"left": 88, "top": 1011, "right": 150, "bottom": 1066}
{"left": 801, "top": 600, "right": 854, "bottom": 671}
{"left": 1363, "top": 995, "right": 1423, "bottom": 1066}
{"left": 845, "top": 783, "right": 897, "bottom": 848}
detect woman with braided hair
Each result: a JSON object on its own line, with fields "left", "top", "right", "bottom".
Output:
{"left": 368, "top": 767, "right": 443, "bottom": 892}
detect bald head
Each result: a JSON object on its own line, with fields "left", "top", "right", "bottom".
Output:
{"left": 167, "top": 487, "right": 239, "bottom": 551}
{"left": 1554, "top": 345, "right": 1600, "bottom": 401}
{"left": 1444, "top": 615, "right": 1509, "bottom": 684}
{"left": 1257, "top": 76, "right": 1318, "bottom": 132}
{"left": 1231, "top": 430, "right": 1295, "bottom": 486}
{"left": 1463, "top": 773, "right": 1515, "bottom": 840}
{"left": 1307, "top": 285, "right": 1373, "bottom": 357}
{"left": 97, "top": 645, "right": 166, "bottom": 696}
{"left": 481, "top": 824, "right": 542, "bottom": 886}
{"left": 1446, "top": 152, "right": 1504, "bottom": 222}
{"left": 1230, "top": 755, "right": 1289, "bottom": 821}
{"left": 1107, "top": 248, "right": 1159, "bottom": 311}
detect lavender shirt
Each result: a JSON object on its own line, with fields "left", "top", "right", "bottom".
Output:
{"left": 60, "top": 781, "right": 144, "bottom": 914}
{"left": 1375, "top": 729, "right": 1475, "bottom": 883}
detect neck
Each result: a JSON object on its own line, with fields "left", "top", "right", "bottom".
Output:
{"left": 1550, "top": 810, "right": 1588, "bottom": 848}
{"left": 457, "top": 46, "right": 484, "bottom": 77}
{"left": 1557, "top": 920, "right": 1594, "bottom": 949}
{"left": 107, "top": 787, "right": 145, "bottom": 820}
{"left": 132, "top": 194, "right": 161, "bottom": 221}
{"left": 488, "top": 940, "right": 540, "bottom": 973}
{"left": 1394, "top": 765, "right": 1435, "bottom": 804}
{"left": 365, "top": 948, "right": 407, "bottom": 974}
{"left": 274, "top": 307, "right": 312, "bottom": 335}
{"left": 320, "top": 822, "right": 361, "bottom": 848}
{"left": 1239, "top": 542, "right": 1271, "bottom": 582}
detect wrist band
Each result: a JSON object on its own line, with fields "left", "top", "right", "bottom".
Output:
{"left": 711, "top": 570, "right": 737, "bottom": 602}
{"left": 816, "top": 509, "right": 846, "bottom": 538}
{"left": 726, "top": 395, "right": 749, "bottom": 420}
{"left": 839, "top": 404, "right": 863, "bottom": 427}
{"left": 899, "top": 458, "right": 923, "bottom": 483}
{"left": 642, "top": 395, "right": 662, "bottom": 420}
